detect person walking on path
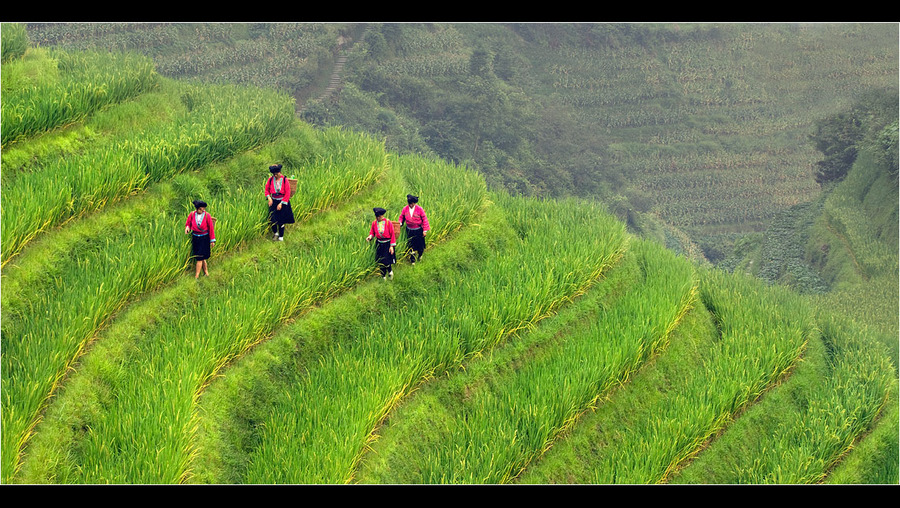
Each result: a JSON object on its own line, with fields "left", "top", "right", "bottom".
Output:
{"left": 265, "top": 163, "right": 295, "bottom": 241}
{"left": 366, "top": 207, "right": 396, "bottom": 280}
{"left": 398, "top": 194, "right": 430, "bottom": 265}
{"left": 185, "top": 199, "right": 215, "bottom": 278}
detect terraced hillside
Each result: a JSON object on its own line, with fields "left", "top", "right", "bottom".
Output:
{"left": 1, "top": 26, "right": 896, "bottom": 484}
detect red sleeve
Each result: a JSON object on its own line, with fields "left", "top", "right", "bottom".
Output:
{"left": 421, "top": 208, "right": 430, "bottom": 232}
{"left": 389, "top": 220, "right": 396, "bottom": 245}
{"left": 282, "top": 178, "right": 291, "bottom": 203}
{"left": 207, "top": 214, "right": 215, "bottom": 241}
{"left": 186, "top": 212, "right": 192, "bottom": 229}
{"left": 369, "top": 220, "right": 377, "bottom": 237}
{"left": 264, "top": 177, "right": 272, "bottom": 197}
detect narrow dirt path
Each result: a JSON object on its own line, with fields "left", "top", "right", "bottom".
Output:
{"left": 296, "top": 27, "right": 363, "bottom": 116}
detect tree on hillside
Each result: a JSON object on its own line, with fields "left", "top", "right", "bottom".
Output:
{"left": 872, "top": 120, "right": 899, "bottom": 178}
{"left": 811, "top": 87, "right": 899, "bottom": 185}
{"left": 811, "top": 111, "right": 863, "bottom": 185}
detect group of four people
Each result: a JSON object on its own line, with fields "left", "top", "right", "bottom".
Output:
{"left": 185, "top": 164, "right": 430, "bottom": 280}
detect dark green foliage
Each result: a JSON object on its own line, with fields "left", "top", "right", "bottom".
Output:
{"left": 811, "top": 112, "right": 863, "bottom": 184}
{"left": 872, "top": 120, "right": 899, "bottom": 178}
{"left": 811, "top": 86, "right": 900, "bottom": 185}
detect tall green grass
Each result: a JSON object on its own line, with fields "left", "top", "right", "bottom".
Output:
{"left": 606, "top": 268, "right": 813, "bottom": 483}
{"left": 1, "top": 49, "right": 159, "bottom": 146}
{"left": 1, "top": 23, "right": 29, "bottom": 63}
{"left": 10, "top": 151, "right": 479, "bottom": 483}
{"left": 517, "top": 265, "right": 815, "bottom": 484}
{"left": 1, "top": 80, "right": 295, "bottom": 266}
{"left": 1, "top": 122, "right": 387, "bottom": 483}
{"left": 240, "top": 193, "right": 628, "bottom": 483}
{"left": 670, "top": 310, "right": 895, "bottom": 483}
{"left": 356, "top": 239, "right": 696, "bottom": 483}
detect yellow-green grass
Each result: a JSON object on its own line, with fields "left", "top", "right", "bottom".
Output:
{"left": 1, "top": 23, "right": 29, "bottom": 63}
{"left": 1, "top": 80, "right": 295, "bottom": 265}
{"left": 669, "top": 309, "right": 895, "bottom": 484}
{"left": 517, "top": 266, "right": 815, "bottom": 483}
{"left": 1, "top": 79, "right": 190, "bottom": 184}
{"left": 236, "top": 193, "right": 627, "bottom": 483}
{"left": 11, "top": 150, "right": 478, "bottom": 483}
{"left": 188, "top": 197, "right": 504, "bottom": 483}
{"left": 1, "top": 122, "right": 387, "bottom": 483}
{"left": 355, "top": 238, "right": 696, "bottom": 483}
{"left": 1, "top": 48, "right": 158, "bottom": 146}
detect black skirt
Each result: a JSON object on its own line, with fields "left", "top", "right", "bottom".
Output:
{"left": 269, "top": 198, "right": 295, "bottom": 225}
{"left": 191, "top": 233, "right": 211, "bottom": 261}
{"left": 375, "top": 240, "right": 395, "bottom": 267}
{"left": 405, "top": 227, "right": 426, "bottom": 253}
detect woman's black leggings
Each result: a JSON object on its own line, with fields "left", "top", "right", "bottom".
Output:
{"left": 271, "top": 223, "right": 285, "bottom": 237}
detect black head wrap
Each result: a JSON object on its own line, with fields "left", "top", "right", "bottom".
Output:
{"left": 407, "top": 194, "right": 419, "bottom": 204}
{"left": 373, "top": 207, "right": 387, "bottom": 217}
{"left": 269, "top": 164, "right": 283, "bottom": 174}
{"left": 193, "top": 200, "right": 208, "bottom": 209}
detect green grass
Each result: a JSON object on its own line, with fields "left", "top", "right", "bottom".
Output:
{"left": 189, "top": 192, "right": 504, "bottom": 483}
{"left": 355, "top": 238, "right": 696, "bottom": 483}
{"left": 1, "top": 48, "right": 159, "bottom": 146}
{"left": 3, "top": 28, "right": 896, "bottom": 485}
{"left": 2, "top": 119, "right": 386, "bottom": 483}
{"left": 1, "top": 78, "right": 295, "bottom": 265}
{"left": 670, "top": 310, "right": 895, "bottom": 483}
{"left": 228, "top": 192, "right": 626, "bottom": 484}
{"left": 517, "top": 266, "right": 816, "bottom": 484}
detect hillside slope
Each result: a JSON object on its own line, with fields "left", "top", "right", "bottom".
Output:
{"left": 1, "top": 24, "right": 896, "bottom": 484}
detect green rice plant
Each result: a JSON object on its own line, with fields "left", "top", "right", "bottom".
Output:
{"left": 580, "top": 267, "right": 815, "bottom": 483}
{"left": 0, "top": 217, "right": 187, "bottom": 481}
{"left": 671, "top": 310, "right": 894, "bottom": 484}
{"left": 187, "top": 184, "right": 506, "bottom": 484}
{"left": 514, "top": 263, "right": 816, "bottom": 484}
{"left": 1, "top": 23, "right": 29, "bottom": 63}
{"left": 240, "top": 193, "right": 628, "bottom": 483}
{"left": 1, "top": 80, "right": 295, "bottom": 266}
{"left": 1, "top": 123, "right": 388, "bottom": 483}
{"left": 1, "top": 49, "right": 159, "bottom": 146}
{"left": 7, "top": 149, "right": 441, "bottom": 483}
{"left": 19, "top": 196, "right": 384, "bottom": 483}
{"left": 376, "top": 239, "right": 697, "bottom": 484}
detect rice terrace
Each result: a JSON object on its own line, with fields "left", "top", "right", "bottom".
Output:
{"left": 0, "top": 22, "right": 897, "bottom": 485}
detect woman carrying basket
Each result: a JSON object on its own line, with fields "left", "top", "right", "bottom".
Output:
{"left": 265, "top": 163, "right": 295, "bottom": 241}
{"left": 398, "top": 194, "right": 430, "bottom": 265}
{"left": 366, "top": 207, "right": 396, "bottom": 280}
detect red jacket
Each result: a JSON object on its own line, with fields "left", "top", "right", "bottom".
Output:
{"left": 369, "top": 218, "right": 396, "bottom": 245}
{"left": 264, "top": 176, "right": 292, "bottom": 204}
{"left": 398, "top": 204, "right": 430, "bottom": 232}
{"left": 186, "top": 211, "right": 216, "bottom": 242}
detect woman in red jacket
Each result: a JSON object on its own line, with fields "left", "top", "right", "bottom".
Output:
{"left": 398, "top": 194, "right": 430, "bottom": 265}
{"left": 185, "top": 199, "right": 215, "bottom": 278}
{"left": 366, "top": 207, "right": 396, "bottom": 280}
{"left": 265, "top": 163, "right": 295, "bottom": 241}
